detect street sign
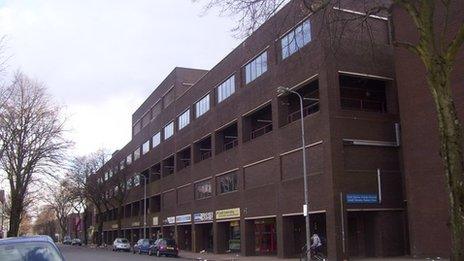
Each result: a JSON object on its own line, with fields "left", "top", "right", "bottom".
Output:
{"left": 303, "top": 204, "right": 308, "bottom": 216}
{"left": 346, "top": 193, "right": 378, "bottom": 204}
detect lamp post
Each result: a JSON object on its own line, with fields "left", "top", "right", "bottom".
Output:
{"left": 277, "top": 86, "right": 312, "bottom": 261}
{"left": 139, "top": 173, "right": 148, "bottom": 239}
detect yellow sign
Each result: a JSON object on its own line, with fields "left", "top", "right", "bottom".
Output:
{"left": 111, "top": 224, "right": 118, "bottom": 229}
{"left": 216, "top": 208, "right": 240, "bottom": 219}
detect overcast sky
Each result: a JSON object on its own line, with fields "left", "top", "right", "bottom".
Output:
{"left": 0, "top": 0, "right": 240, "bottom": 157}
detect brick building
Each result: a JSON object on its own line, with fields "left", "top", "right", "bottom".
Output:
{"left": 91, "top": 0, "right": 408, "bottom": 259}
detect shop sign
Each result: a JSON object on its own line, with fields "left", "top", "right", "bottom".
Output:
{"left": 346, "top": 193, "right": 378, "bottom": 204}
{"left": 216, "top": 208, "right": 240, "bottom": 219}
{"left": 164, "top": 216, "right": 176, "bottom": 225}
{"left": 111, "top": 224, "right": 118, "bottom": 229}
{"left": 176, "top": 214, "right": 192, "bottom": 223}
{"left": 152, "top": 216, "right": 159, "bottom": 226}
{"left": 132, "top": 222, "right": 140, "bottom": 227}
{"left": 194, "top": 212, "right": 214, "bottom": 222}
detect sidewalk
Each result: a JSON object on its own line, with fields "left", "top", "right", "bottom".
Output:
{"left": 178, "top": 250, "right": 449, "bottom": 261}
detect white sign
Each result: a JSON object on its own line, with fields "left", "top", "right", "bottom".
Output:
{"left": 176, "top": 214, "right": 192, "bottom": 223}
{"left": 303, "top": 204, "right": 308, "bottom": 217}
{"left": 153, "top": 216, "right": 159, "bottom": 226}
{"left": 194, "top": 212, "right": 214, "bottom": 222}
{"left": 164, "top": 216, "right": 175, "bottom": 224}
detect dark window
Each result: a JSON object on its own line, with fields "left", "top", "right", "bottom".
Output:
{"left": 215, "top": 122, "right": 238, "bottom": 154}
{"left": 339, "top": 75, "right": 387, "bottom": 113}
{"left": 195, "top": 179, "right": 212, "bottom": 199}
{"left": 217, "top": 172, "right": 238, "bottom": 194}
{"left": 194, "top": 136, "right": 212, "bottom": 163}
{"left": 243, "top": 104, "right": 273, "bottom": 142}
{"left": 278, "top": 80, "right": 320, "bottom": 127}
{"left": 163, "top": 88, "right": 175, "bottom": 108}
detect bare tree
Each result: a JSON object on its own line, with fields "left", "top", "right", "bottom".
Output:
{"left": 67, "top": 150, "right": 109, "bottom": 245}
{"left": 199, "top": 0, "right": 464, "bottom": 259}
{"left": 45, "top": 180, "right": 74, "bottom": 239}
{"left": 0, "top": 71, "right": 71, "bottom": 237}
{"left": 33, "top": 205, "right": 58, "bottom": 241}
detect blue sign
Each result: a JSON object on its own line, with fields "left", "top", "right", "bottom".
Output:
{"left": 346, "top": 193, "right": 378, "bottom": 204}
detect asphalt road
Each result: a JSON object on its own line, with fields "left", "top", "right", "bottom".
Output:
{"left": 59, "top": 245, "right": 189, "bottom": 261}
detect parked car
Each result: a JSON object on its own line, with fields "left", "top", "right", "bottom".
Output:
{"left": 132, "top": 238, "right": 156, "bottom": 255}
{"left": 149, "top": 238, "right": 178, "bottom": 257}
{"left": 62, "top": 235, "right": 72, "bottom": 245}
{"left": 0, "top": 235, "right": 65, "bottom": 261}
{"left": 112, "top": 238, "right": 131, "bottom": 252}
{"left": 71, "top": 238, "right": 82, "bottom": 246}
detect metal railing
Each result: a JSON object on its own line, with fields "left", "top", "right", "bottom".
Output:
{"left": 340, "top": 97, "right": 386, "bottom": 113}
{"left": 287, "top": 102, "right": 320, "bottom": 124}
{"left": 200, "top": 150, "right": 212, "bottom": 161}
{"left": 223, "top": 139, "right": 238, "bottom": 151}
{"left": 250, "top": 123, "right": 273, "bottom": 140}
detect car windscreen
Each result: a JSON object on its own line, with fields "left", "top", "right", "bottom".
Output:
{"left": 0, "top": 242, "right": 63, "bottom": 261}
{"left": 120, "top": 239, "right": 129, "bottom": 243}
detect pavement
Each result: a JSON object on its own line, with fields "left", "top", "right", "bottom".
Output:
{"left": 59, "top": 244, "right": 449, "bottom": 261}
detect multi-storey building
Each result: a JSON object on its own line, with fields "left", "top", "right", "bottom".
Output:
{"left": 92, "top": 0, "right": 405, "bottom": 259}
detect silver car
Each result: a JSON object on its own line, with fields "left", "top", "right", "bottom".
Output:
{"left": 112, "top": 238, "right": 130, "bottom": 252}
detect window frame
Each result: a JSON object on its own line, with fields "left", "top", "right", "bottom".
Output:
{"left": 216, "top": 74, "right": 236, "bottom": 103}
{"left": 177, "top": 109, "right": 191, "bottom": 130}
{"left": 164, "top": 121, "right": 174, "bottom": 140}
{"left": 244, "top": 50, "right": 268, "bottom": 84}
{"left": 280, "top": 18, "right": 312, "bottom": 60}
{"left": 194, "top": 179, "right": 212, "bottom": 200}
{"left": 195, "top": 93, "right": 210, "bottom": 118}
{"left": 152, "top": 131, "right": 161, "bottom": 148}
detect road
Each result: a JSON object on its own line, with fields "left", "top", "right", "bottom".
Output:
{"left": 59, "top": 245, "right": 190, "bottom": 261}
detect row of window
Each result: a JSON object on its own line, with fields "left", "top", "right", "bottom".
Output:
{"left": 131, "top": 18, "right": 312, "bottom": 137}
{"left": 100, "top": 18, "right": 313, "bottom": 184}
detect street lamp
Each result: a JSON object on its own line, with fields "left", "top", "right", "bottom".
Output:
{"left": 138, "top": 173, "right": 148, "bottom": 239}
{"left": 277, "top": 86, "right": 312, "bottom": 261}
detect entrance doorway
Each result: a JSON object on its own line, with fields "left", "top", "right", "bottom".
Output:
{"left": 194, "top": 223, "right": 213, "bottom": 252}
{"left": 150, "top": 227, "right": 161, "bottom": 239}
{"left": 253, "top": 218, "right": 277, "bottom": 255}
{"left": 177, "top": 224, "right": 192, "bottom": 251}
{"left": 282, "top": 213, "right": 327, "bottom": 257}
{"left": 217, "top": 220, "right": 241, "bottom": 253}
{"left": 162, "top": 226, "right": 175, "bottom": 239}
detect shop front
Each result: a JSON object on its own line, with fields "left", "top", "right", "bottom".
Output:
{"left": 162, "top": 216, "right": 176, "bottom": 239}
{"left": 193, "top": 212, "right": 214, "bottom": 252}
{"left": 252, "top": 218, "right": 277, "bottom": 255}
{"left": 216, "top": 208, "right": 241, "bottom": 253}
{"left": 176, "top": 214, "right": 192, "bottom": 251}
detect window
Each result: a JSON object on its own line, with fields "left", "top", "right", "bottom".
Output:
{"left": 217, "top": 172, "right": 238, "bottom": 194}
{"left": 142, "top": 140, "right": 150, "bottom": 154}
{"left": 152, "top": 132, "right": 161, "bottom": 148}
{"left": 163, "top": 87, "right": 175, "bottom": 108}
{"left": 178, "top": 109, "right": 190, "bottom": 130}
{"left": 195, "top": 94, "right": 210, "bottom": 118}
{"left": 164, "top": 121, "right": 174, "bottom": 140}
{"left": 151, "top": 101, "right": 162, "bottom": 120}
{"left": 195, "top": 179, "right": 212, "bottom": 199}
{"left": 134, "top": 175, "right": 140, "bottom": 187}
{"left": 245, "top": 51, "right": 268, "bottom": 84}
{"left": 120, "top": 160, "right": 125, "bottom": 170}
{"left": 126, "top": 154, "right": 132, "bottom": 165}
{"left": 217, "top": 75, "right": 236, "bottom": 103}
{"left": 126, "top": 178, "right": 133, "bottom": 189}
{"left": 141, "top": 112, "right": 150, "bottom": 128}
{"left": 133, "top": 121, "right": 141, "bottom": 136}
{"left": 281, "top": 19, "right": 311, "bottom": 59}
{"left": 134, "top": 147, "right": 141, "bottom": 161}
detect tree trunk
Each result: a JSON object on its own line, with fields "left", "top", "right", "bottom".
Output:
{"left": 7, "top": 197, "right": 22, "bottom": 237}
{"left": 83, "top": 209, "right": 88, "bottom": 245}
{"left": 430, "top": 74, "right": 464, "bottom": 261}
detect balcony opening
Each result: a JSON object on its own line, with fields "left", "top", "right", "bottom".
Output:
{"left": 141, "top": 169, "right": 149, "bottom": 185}
{"left": 149, "top": 195, "right": 161, "bottom": 213}
{"left": 162, "top": 156, "right": 175, "bottom": 177}
{"left": 243, "top": 104, "right": 273, "bottom": 142}
{"left": 150, "top": 163, "right": 161, "bottom": 182}
{"left": 278, "top": 80, "right": 320, "bottom": 127}
{"left": 215, "top": 122, "right": 238, "bottom": 154}
{"left": 194, "top": 136, "right": 212, "bottom": 163}
{"left": 124, "top": 204, "right": 131, "bottom": 218}
{"left": 177, "top": 147, "right": 191, "bottom": 171}
{"left": 339, "top": 74, "right": 387, "bottom": 113}
{"left": 132, "top": 201, "right": 140, "bottom": 217}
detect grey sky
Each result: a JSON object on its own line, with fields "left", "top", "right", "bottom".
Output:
{"left": 0, "top": 0, "right": 240, "bottom": 156}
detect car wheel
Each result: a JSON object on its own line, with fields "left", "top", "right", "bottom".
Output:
{"left": 156, "top": 250, "right": 161, "bottom": 257}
